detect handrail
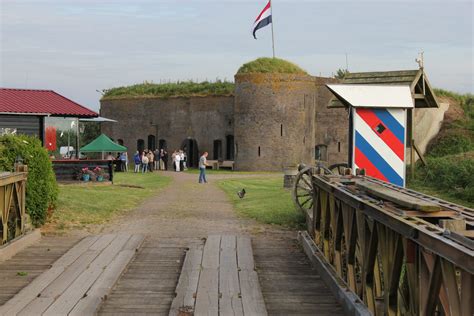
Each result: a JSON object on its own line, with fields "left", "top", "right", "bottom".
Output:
{"left": 0, "top": 166, "right": 28, "bottom": 245}
{"left": 308, "top": 174, "right": 473, "bottom": 316}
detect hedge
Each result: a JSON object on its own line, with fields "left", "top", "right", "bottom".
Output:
{"left": 0, "top": 135, "right": 58, "bottom": 226}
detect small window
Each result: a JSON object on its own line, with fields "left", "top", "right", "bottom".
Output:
{"left": 258, "top": 146, "right": 261, "bottom": 157}
{"left": 315, "top": 144, "right": 328, "bottom": 161}
{"left": 280, "top": 124, "right": 283, "bottom": 137}
{"left": 303, "top": 136, "right": 305, "bottom": 144}
{"left": 338, "top": 142, "right": 341, "bottom": 153}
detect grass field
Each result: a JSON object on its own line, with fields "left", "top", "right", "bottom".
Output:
{"left": 408, "top": 180, "right": 474, "bottom": 209}
{"left": 217, "top": 177, "right": 304, "bottom": 228}
{"left": 48, "top": 172, "right": 171, "bottom": 231}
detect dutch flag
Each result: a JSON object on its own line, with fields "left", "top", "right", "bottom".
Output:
{"left": 253, "top": 1, "right": 272, "bottom": 39}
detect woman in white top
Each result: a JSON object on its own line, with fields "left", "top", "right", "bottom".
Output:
{"left": 175, "top": 151, "right": 181, "bottom": 172}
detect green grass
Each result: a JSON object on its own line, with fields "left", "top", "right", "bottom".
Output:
{"left": 102, "top": 80, "right": 235, "bottom": 99}
{"left": 237, "top": 57, "right": 308, "bottom": 75}
{"left": 217, "top": 177, "right": 304, "bottom": 228}
{"left": 408, "top": 180, "right": 474, "bottom": 208}
{"left": 49, "top": 172, "right": 172, "bottom": 231}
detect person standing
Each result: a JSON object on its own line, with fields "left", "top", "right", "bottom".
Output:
{"left": 163, "top": 150, "right": 169, "bottom": 170}
{"left": 124, "top": 152, "right": 129, "bottom": 172}
{"left": 199, "top": 152, "right": 208, "bottom": 183}
{"left": 154, "top": 148, "right": 160, "bottom": 170}
{"left": 133, "top": 151, "right": 141, "bottom": 173}
{"left": 147, "top": 150, "right": 154, "bottom": 173}
{"left": 175, "top": 150, "right": 181, "bottom": 172}
{"left": 141, "top": 151, "right": 149, "bottom": 173}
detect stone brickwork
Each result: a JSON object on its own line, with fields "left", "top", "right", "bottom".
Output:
{"left": 100, "top": 76, "right": 350, "bottom": 171}
{"left": 100, "top": 96, "right": 234, "bottom": 167}
{"left": 234, "top": 73, "right": 318, "bottom": 171}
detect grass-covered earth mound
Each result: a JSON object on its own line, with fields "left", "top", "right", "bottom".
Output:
{"left": 410, "top": 89, "right": 474, "bottom": 206}
{"left": 237, "top": 57, "right": 308, "bottom": 75}
{"left": 102, "top": 80, "right": 235, "bottom": 99}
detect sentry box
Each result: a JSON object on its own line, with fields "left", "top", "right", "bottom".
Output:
{"left": 326, "top": 85, "right": 413, "bottom": 187}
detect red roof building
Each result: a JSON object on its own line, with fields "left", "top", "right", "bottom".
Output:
{"left": 0, "top": 88, "right": 98, "bottom": 151}
{"left": 0, "top": 88, "right": 98, "bottom": 117}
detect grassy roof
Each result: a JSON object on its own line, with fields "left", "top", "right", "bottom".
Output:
{"left": 102, "top": 80, "right": 235, "bottom": 99}
{"left": 237, "top": 57, "right": 308, "bottom": 75}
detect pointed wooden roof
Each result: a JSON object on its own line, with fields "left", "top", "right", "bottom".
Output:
{"left": 329, "top": 69, "right": 440, "bottom": 108}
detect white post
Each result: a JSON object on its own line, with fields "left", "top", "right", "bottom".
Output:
{"left": 270, "top": 0, "right": 275, "bottom": 58}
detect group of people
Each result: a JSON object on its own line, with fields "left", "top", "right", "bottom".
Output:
{"left": 171, "top": 150, "right": 188, "bottom": 172}
{"left": 133, "top": 148, "right": 169, "bottom": 173}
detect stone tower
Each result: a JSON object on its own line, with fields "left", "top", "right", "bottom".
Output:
{"left": 234, "top": 73, "right": 317, "bottom": 171}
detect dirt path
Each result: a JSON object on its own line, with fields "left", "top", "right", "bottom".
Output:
{"left": 100, "top": 171, "right": 268, "bottom": 238}
{"left": 99, "top": 171, "right": 344, "bottom": 315}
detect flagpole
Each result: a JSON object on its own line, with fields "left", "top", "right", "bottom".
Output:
{"left": 270, "top": 0, "right": 275, "bottom": 58}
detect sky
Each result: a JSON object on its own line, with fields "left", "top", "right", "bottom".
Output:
{"left": 1, "top": 0, "right": 473, "bottom": 111}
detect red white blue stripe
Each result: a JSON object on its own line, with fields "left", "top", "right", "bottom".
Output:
{"left": 253, "top": 1, "right": 272, "bottom": 39}
{"left": 353, "top": 108, "right": 406, "bottom": 186}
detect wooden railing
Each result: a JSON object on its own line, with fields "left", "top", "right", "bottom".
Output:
{"left": 0, "top": 165, "right": 27, "bottom": 245}
{"left": 306, "top": 174, "right": 473, "bottom": 316}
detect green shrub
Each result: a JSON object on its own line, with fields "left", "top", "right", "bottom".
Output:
{"left": 237, "top": 57, "right": 308, "bottom": 75}
{"left": 427, "top": 133, "right": 473, "bottom": 157}
{"left": 0, "top": 135, "right": 58, "bottom": 226}
{"left": 416, "top": 153, "right": 474, "bottom": 203}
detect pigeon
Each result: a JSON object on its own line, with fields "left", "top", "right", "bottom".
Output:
{"left": 237, "top": 188, "right": 246, "bottom": 199}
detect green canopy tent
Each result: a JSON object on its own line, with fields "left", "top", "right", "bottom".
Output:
{"left": 80, "top": 133, "right": 127, "bottom": 159}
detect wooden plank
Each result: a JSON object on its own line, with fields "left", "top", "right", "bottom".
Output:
{"left": 43, "top": 234, "right": 131, "bottom": 315}
{"left": 356, "top": 180, "right": 442, "bottom": 212}
{"left": 89, "top": 233, "right": 116, "bottom": 250}
{"left": 220, "top": 243, "right": 243, "bottom": 316}
{"left": 194, "top": 268, "right": 219, "bottom": 316}
{"left": 69, "top": 235, "right": 144, "bottom": 315}
{"left": 239, "top": 270, "right": 268, "bottom": 316}
{"left": 16, "top": 297, "right": 54, "bottom": 316}
{"left": 18, "top": 249, "right": 100, "bottom": 314}
{"left": 0, "top": 236, "right": 98, "bottom": 315}
{"left": 237, "top": 236, "right": 254, "bottom": 270}
{"left": 201, "top": 235, "right": 220, "bottom": 269}
{"left": 220, "top": 235, "right": 236, "bottom": 249}
{"left": 169, "top": 247, "right": 203, "bottom": 316}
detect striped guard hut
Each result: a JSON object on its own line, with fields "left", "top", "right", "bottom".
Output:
{"left": 327, "top": 85, "right": 414, "bottom": 187}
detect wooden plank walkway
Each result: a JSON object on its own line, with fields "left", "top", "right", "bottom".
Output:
{"left": 253, "top": 234, "right": 345, "bottom": 315}
{"left": 0, "top": 235, "right": 79, "bottom": 306}
{"left": 170, "top": 235, "right": 267, "bottom": 316}
{"left": 0, "top": 233, "right": 144, "bottom": 316}
{"left": 99, "top": 237, "right": 198, "bottom": 315}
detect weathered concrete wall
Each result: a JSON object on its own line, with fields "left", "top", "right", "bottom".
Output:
{"left": 314, "top": 79, "right": 350, "bottom": 166}
{"left": 413, "top": 102, "right": 450, "bottom": 157}
{"left": 100, "top": 96, "right": 234, "bottom": 167}
{"left": 234, "top": 73, "right": 318, "bottom": 171}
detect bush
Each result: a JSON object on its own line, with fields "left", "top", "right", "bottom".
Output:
{"left": 0, "top": 135, "right": 58, "bottom": 226}
{"left": 427, "top": 133, "right": 473, "bottom": 157}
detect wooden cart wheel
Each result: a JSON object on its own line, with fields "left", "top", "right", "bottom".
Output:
{"left": 292, "top": 166, "right": 314, "bottom": 216}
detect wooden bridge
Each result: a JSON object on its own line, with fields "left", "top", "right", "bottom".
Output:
{"left": 1, "top": 169, "right": 472, "bottom": 315}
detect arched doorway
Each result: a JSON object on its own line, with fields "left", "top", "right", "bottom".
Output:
{"left": 137, "top": 139, "right": 145, "bottom": 153}
{"left": 213, "top": 139, "right": 223, "bottom": 160}
{"left": 159, "top": 139, "right": 167, "bottom": 150}
{"left": 181, "top": 138, "right": 199, "bottom": 168}
{"left": 148, "top": 135, "right": 156, "bottom": 151}
{"left": 226, "top": 135, "right": 234, "bottom": 160}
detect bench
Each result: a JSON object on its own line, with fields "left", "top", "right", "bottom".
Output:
{"left": 205, "top": 160, "right": 219, "bottom": 170}
{"left": 218, "top": 160, "right": 234, "bottom": 170}
{"left": 169, "top": 235, "right": 267, "bottom": 316}
{"left": 0, "top": 234, "right": 144, "bottom": 315}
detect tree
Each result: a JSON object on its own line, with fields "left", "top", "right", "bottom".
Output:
{"left": 335, "top": 68, "right": 350, "bottom": 79}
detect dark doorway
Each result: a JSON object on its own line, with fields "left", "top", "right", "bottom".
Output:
{"left": 147, "top": 135, "right": 156, "bottom": 150}
{"left": 226, "top": 135, "right": 234, "bottom": 160}
{"left": 159, "top": 139, "right": 167, "bottom": 150}
{"left": 213, "top": 140, "right": 223, "bottom": 160}
{"left": 181, "top": 138, "right": 199, "bottom": 168}
{"left": 137, "top": 139, "right": 145, "bottom": 153}
{"left": 117, "top": 139, "right": 124, "bottom": 146}
{"left": 315, "top": 144, "right": 328, "bottom": 161}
